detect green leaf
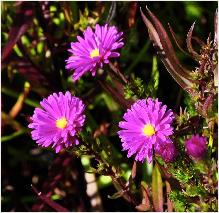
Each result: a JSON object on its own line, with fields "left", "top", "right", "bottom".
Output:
{"left": 13, "top": 44, "right": 23, "bottom": 57}
{"left": 1, "top": 129, "right": 28, "bottom": 142}
{"left": 51, "top": 194, "right": 60, "bottom": 200}
{"left": 125, "top": 40, "right": 150, "bottom": 74}
{"left": 152, "top": 163, "right": 163, "bottom": 212}
{"left": 184, "top": 2, "right": 202, "bottom": 19}
{"left": 101, "top": 93, "right": 119, "bottom": 111}
{"left": 147, "top": 56, "right": 159, "bottom": 97}
{"left": 2, "top": 87, "right": 39, "bottom": 108}
{"left": 37, "top": 41, "right": 44, "bottom": 54}
{"left": 98, "top": 175, "right": 112, "bottom": 188}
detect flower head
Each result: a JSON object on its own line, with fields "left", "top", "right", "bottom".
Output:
{"left": 118, "top": 98, "right": 174, "bottom": 163}
{"left": 28, "top": 91, "right": 85, "bottom": 153}
{"left": 65, "top": 24, "right": 124, "bottom": 81}
{"left": 185, "top": 135, "right": 207, "bottom": 160}
{"left": 155, "top": 140, "right": 178, "bottom": 162}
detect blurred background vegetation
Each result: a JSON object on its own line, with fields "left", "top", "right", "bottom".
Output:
{"left": 1, "top": 1, "right": 217, "bottom": 211}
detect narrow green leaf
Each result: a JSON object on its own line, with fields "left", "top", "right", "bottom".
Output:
{"left": 2, "top": 87, "right": 39, "bottom": 108}
{"left": 126, "top": 40, "right": 150, "bottom": 74}
{"left": 152, "top": 163, "right": 163, "bottom": 212}
{"left": 1, "top": 129, "right": 28, "bottom": 142}
{"left": 147, "top": 56, "right": 159, "bottom": 97}
{"left": 71, "top": 2, "right": 78, "bottom": 24}
{"left": 152, "top": 56, "right": 159, "bottom": 92}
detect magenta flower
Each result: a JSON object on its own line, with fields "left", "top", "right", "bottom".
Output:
{"left": 28, "top": 91, "right": 85, "bottom": 153}
{"left": 65, "top": 24, "right": 124, "bottom": 81}
{"left": 185, "top": 135, "right": 207, "bottom": 160}
{"left": 155, "top": 140, "right": 178, "bottom": 162}
{"left": 118, "top": 98, "right": 174, "bottom": 163}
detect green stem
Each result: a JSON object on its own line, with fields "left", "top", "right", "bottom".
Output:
{"left": 1, "top": 129, "right": 28, "bottom": 142}
{"left": 126, "top": 40, "right": 150, "bottom": 74}
{"left": 2, "top": 87, "right": 39, "bottom": 108}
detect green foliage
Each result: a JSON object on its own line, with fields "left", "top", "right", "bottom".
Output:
{"left": 124, "top": 77, "right": 145, "bottom": 99}
{"left": 184, "top": 2, "right": 202, "bottom": 19}
{"left": 184, "top": 93, "right": 198, "bottom": 116}
{"left": 175, "top": 107, "right": 190, "bottom": 126}
{"left": 169, "top": 157, "right": 196, "bottom": 185}
{"left": 170, "top": 166, "right": 193, "bottom": 184}
{"left": 74, "top": 6, "right": 99, "bottom": 31}
{"left": 184, "top": 184, "right": 206, "bottom": 197}
{"left": 169, "top": 190, "right": 186, "bottom": 212}
{"left": 124, "top": 56, "right": 160, "bottom": 100}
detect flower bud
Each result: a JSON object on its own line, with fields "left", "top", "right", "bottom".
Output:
{"left": 155, "top": 140, "right": 178, "bottom": 162}
{"left": 185, "top": 135, "right": 207, "bottom": 160}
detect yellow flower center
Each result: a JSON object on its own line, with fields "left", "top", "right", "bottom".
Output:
{"left": 90, "top": 48, "right": 100, "bottom": 58}
{"left": 56, "top": 117, "right": 68, "bottom": 129}
{"left": 143, "top": 124, "right": 155, "bottom": 137}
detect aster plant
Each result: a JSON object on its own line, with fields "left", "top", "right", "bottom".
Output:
{"left": 2, "top": 2, "right": 217, "bottom": 212}
{"left": 118, "top": 98, "right": 175, "bottom": 163}
{"left": 28, "top": 91, "right": 86, "bottom": 153}
{"left": 65, "top": 24, "right": 124, "bottom": 81}
{"left": 27, "top": 6, "right": 217, "bottom": 212}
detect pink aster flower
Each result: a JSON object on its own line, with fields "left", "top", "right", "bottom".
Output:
{"left": 185, "top": 135, "right": 207, "bottom": 160}
{"left": 28, "top": 91, "right": 85, "bottom": 153}
{"left": 118, "top": 98, "right": 174, "bottom": 163}
{"left": 65, "top": 24, "right": 124, "bottom": 81}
